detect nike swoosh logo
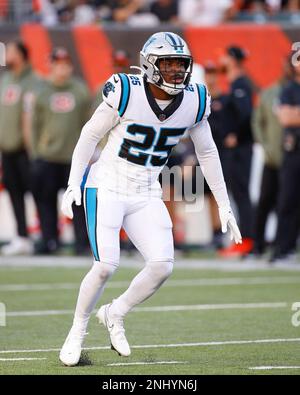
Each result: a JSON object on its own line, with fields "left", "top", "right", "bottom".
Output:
{"left": 113, "top": 76, "right": 119, "bottom": 83}
{"left": 106, "top": 307, "right": 114, "bottom": 330}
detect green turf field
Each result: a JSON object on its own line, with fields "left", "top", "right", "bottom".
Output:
{"left": 0, "top": 260, "right": 300, "bottom": 375}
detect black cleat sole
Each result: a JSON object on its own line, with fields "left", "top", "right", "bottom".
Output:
{"left": 111, "top": 343, "right": 122, "bottom": 357}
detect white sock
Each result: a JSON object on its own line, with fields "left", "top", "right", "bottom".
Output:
{"left": 109, "top": 260, "right": 173, "bottom": 318}
{"left": 72, "top": 261, "right": 117, "bottom": 332}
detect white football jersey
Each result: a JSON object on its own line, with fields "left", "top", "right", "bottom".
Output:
{"left": 85, "top": 73, "right": 210, "bottom": 196}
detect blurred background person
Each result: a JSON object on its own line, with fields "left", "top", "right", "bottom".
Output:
{"left": 0, "top": 41, "right": 40, "bottom": 256}
{"left": 35, "top": 0, "right": 59, "bottom": 26}
{"left": 109, "top": 0, "right": 142, "bottom": 22}
{"left": 202, "top": 61, "right": 227, "bottom": 249}
{"left": 73, "top": 0, "right": 97, "bottom": 25}
{"left": 150, "top": 0, "right": 179, "bottom": 24}
{"left": 251, "top": 56, "right": 293, "bottom": 257}
{"left": 181, "top": 61, "right": 226, "bottom": 250}
{"left": 30, "top": 47, "right": 90, "bottom": 255}
{"left": 92, "top": 0, "right": 160, "bottom": 25}
{"left": 101, "top": 0, "right": 159, "bottom": 25}
{"left": 179, "top": 0, "right": 237, "bottom": 25}
{"left": 237, "top": 0, "right": 295, "bottom": 13}
{"left": 270, "top": 54, "right": 300, "bottom": 262}
{"left": 218, "top": 45, "right": 255, "bottom": 257}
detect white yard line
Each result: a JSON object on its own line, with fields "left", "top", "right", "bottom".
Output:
{"left": 0, "top": 338, "right": 299, "bottom": 355}
{"left": 249, "top": 366, "right": 300, "bottom": 370}
{"left": 0, "top": 347, "right": 63, "bottom": 354}
{"left": 6, "top": 309, "right": 74, "bottom": 317}
{"left": 1, "top": 277, "right": 299, "bottom": 292}
{"left": 0, "top": 283, "right": 79, "bottom": 291}
{"left": 131, "top": 338, "right": 300, "bottom": 349}
{"left": 134, "top": 302, "right": 287, "bottom": 312}
{"left": 5, "top": 302, "right": 288, "bottom": 318}
{"left": 107, "top": 361, "right": 188, "bottom": 367}
{"left": 0, "top": 357, "right": 46, "bottom": 362}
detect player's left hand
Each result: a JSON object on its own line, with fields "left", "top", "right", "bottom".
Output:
{"left": 218, "top": 206, "right": 242, "bottom": 244}
{"left": 61, "top": 185, "right": 82, "bottom": 219}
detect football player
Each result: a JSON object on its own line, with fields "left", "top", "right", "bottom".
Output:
{"left": 59, "top": 32, "right": 242, "bottom": 366}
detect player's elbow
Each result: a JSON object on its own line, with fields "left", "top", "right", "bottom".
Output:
{"left": 80, "top": 123, "right": 101, "bottom": 144}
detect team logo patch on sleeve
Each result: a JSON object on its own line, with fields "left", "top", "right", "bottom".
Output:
{"left": 103, "top": 81, "right": 115, "bottom": 98}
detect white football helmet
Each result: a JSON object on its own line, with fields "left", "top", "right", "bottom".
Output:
{"left": 140, "top": 32, "right": 193, "bottom": 95}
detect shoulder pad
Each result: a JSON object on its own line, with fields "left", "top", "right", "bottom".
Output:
{"left": 102, "top": 73, "right": 130, "bottom": 117}
{"left": 127, "top": 74, "right": 143, "bottom": 86}
{"left": 194, "top": 83, "right": 211, "bottom": 125}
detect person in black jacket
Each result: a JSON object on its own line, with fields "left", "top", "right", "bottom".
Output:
{"left": 270, "top": 57, "right": 300, "bottom": 262}
{"left": 218, "top": 46, "right": 255, "bottom": 257}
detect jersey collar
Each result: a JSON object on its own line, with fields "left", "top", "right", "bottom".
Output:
{"left": 143, "top": 76, "right": 184, "bottom": 122}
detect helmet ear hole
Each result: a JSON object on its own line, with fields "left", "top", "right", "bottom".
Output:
{"left": 153, "top": 73, "right": 161, "bottom": 83}
{"left": 155, "top": 58, "right": 161, "bottom": 67}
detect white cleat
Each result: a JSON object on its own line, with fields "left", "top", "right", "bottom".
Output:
{"left": 59, "top": 327, "right": 87, "bottom": 366}
{"left": 1, "top": 237, "right": 34, "bottom": 256}
{"left": 96, "top": 304, "right": 131, "bottom": 357}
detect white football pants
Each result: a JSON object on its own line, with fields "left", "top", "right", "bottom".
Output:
{"left": 71, "top": 187, "right": 174, "bottom": 332}
{"left": 83, "top": 187, "right": 174, "bottom": 265}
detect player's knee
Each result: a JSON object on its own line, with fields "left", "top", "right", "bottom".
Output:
{"left": 92, "top": 261, "right": 117, "bottom": 283}
{"left": 161, "top": 260, "right": 174, "bottom": 279}
{"left": 148, "top": 260, "right": 173, "bottom": 282}
{"left": 98, "top": 265, "right": 116, "bottom": 282}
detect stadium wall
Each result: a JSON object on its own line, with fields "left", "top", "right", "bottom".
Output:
{"left": 0, "top": 23, "right": 296, "bottom": 91}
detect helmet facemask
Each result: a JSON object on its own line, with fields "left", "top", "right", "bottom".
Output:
{"left": 157, "top": 55, "right": 193, "bottom": 95}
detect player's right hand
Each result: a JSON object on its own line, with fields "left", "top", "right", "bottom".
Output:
{"left": 61, "top": 185, "right": 82, "bottom": 219}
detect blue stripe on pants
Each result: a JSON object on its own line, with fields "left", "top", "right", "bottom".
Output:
{"left": 85, "top": 188, "right": 100, "bottom": 261}
{"left": 80, "top": 166, "right": 90, "bottom": 192}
